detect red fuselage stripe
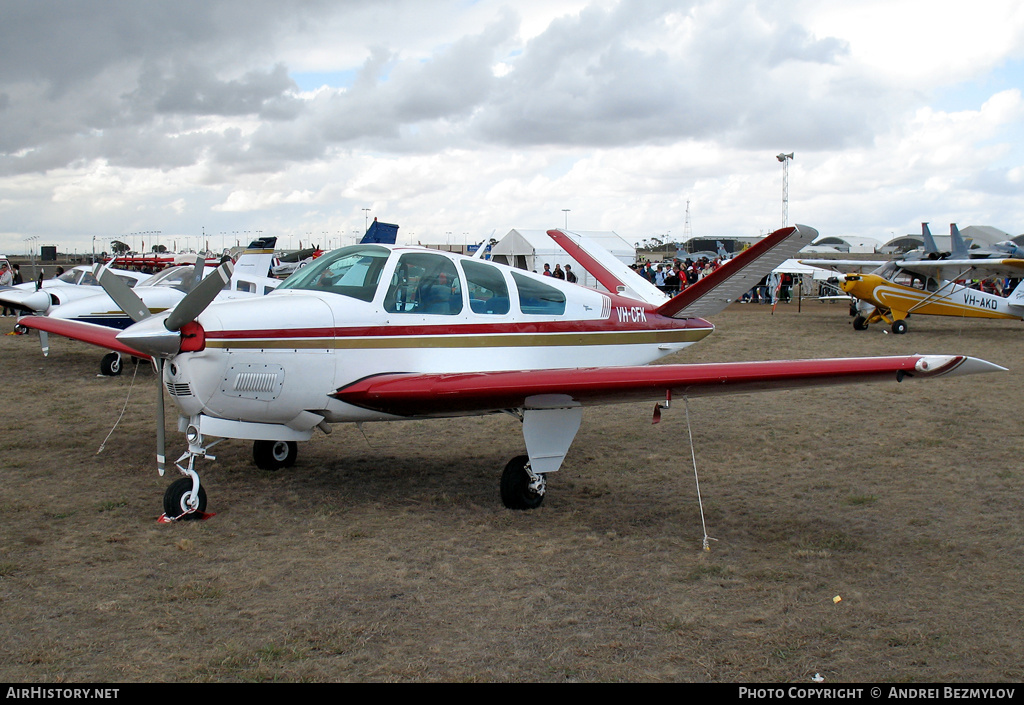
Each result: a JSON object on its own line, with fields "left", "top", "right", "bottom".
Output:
{"left": 204, "top": 315, "right": 714, "bottom": 340}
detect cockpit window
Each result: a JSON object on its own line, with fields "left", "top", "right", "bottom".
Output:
{"left": 278, "top": 245, "right": 390, "bottom": 302}
{"left": 873, "top": 261, "right": 897, "bottom": 278}
{"left": 461, "top": 260, "right": 510, "bottom": 315}
{"left": 144, "top": 265, "right": 208, "bottom": 293}
{"left": 58, "top": 270, "right": 81, "bottom": 284}
{"left": 384, "top": 252, "right": 463, "bottom": 315}
{"left": 511, "top": 271, "right": 566, "bottom": 315}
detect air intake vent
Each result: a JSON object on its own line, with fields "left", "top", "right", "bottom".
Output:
{"left": 233, "top": 372, "right": 278, "bottom": 393}
{"left": 221, "top": 363, "right": 285, "bottom": 401}
{"left": 166, "top": 382, "right": 193, "bottom": 397}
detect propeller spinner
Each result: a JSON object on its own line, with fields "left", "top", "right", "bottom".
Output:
{"left": 113, "top": 261, "right": 232, "bottom": 358}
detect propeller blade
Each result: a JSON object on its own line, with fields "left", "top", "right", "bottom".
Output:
{"left": 156, "top": 358, "right": 166, "bottom": 476}
{"left": 95, "top": 264, "right": 151, "bottom": 323}
{"left": 165, "top": 260, "right": 233, "bottom": 331}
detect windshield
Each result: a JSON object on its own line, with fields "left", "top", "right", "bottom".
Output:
{"left": 278, "top": 245, "right": 390, "bottom": 302}
{"left": 873, "top": 261, "right": 897, "bottom": 278}
{"left": 143, "top": 265, "right": 207, "bottom": 292}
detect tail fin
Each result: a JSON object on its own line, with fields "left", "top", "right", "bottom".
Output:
{"left": 546, "top": 229, "right": 666, "bottom": 304}
{"left": 361, "top": 219, "right": 399, "bottom": 244}
{"left": 950, "top": 224, "right": 971, "bottom": 258}
{"left": 233, "top": 236, "right": 278, "bottom": 280}
{"left": 656, "top": 225, "right": 818, "bottom": 319}
{"left": 1008, "top": 278, "right": 1024, "bottom": 312}
{"left": 922, "top": 223, "right": 942, "bottom": 257}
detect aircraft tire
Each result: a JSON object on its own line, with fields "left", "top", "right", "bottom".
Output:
{"left": 100, "top": 352, "right": 122, "bottom": 376}
{"left": 892, "top": 319, "right": 908, "bottom": 334}
{"left": 500, "top": 455, "right": 545, "bottom": 510}
{"left": 852, "top": 315, "right": 868, "bottom": 331}
{"left": 253, "top": 440, "right": 298, "bottom": 471}
{"left": 163, "top": 477, "right": 207, "bottom": 520}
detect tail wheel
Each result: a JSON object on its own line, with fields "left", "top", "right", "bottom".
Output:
{"left": 253, "top": 440, "right": 298, "bottom": 471}
{"left": 500, "top": 455, "right": 545, "bottom": 510}
{"left": 100, "top": 352, "right": 122, "bottom": 376}
{"left": 163, "top": 477, "right": 207, "bottom": 520}
{"left": 852, "top": 315, "right": 868, "bottom": 331}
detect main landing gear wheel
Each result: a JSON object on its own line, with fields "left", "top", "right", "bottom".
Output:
{"left": 163, "top": 477, "right": 207, "bottom": 520}
{"left": 852, "top": 315, "right": 868, "bottom": 331}
{"left": 100, "top": 352, "right": 122, "bottom": 376}
{"left": 892, "top": 319, "right": 908, "bottom": 334}
{"left": 253, "top": 440, "right": 298, "bottom": 471}
{"left": 500, "top": 455, "right": 545, "bottom": 510}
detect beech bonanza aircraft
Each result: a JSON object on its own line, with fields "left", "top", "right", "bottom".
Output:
{"left": 802, "top": 224, "right": 1024, "bottom": 333}
{"left": 18, "top": 225, "right": 1003, "bottom": 520}
{"left": 0, "top": 264, "right": 151, "bottom": 315}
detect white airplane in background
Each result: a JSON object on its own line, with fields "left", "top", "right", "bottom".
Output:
{"left": 19, "top": 225, "right": 1003, "bottom": 520}
{"left": 0, "top": 264, "right": 152, "bottom": 315}
{"left": 33, "top": 238, "right": 282, "bottom": 375}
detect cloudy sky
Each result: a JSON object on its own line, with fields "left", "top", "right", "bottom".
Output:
{"left": 1, "top": 0, "right": 1022, "bottom": 256}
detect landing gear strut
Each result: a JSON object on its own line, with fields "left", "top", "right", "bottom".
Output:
{"left": 160, "top": 424, "right": 221, "bottom": 521}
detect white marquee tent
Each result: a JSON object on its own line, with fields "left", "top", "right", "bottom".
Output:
{"left": 489, "top": 229, "right": 635, "bottom": 291}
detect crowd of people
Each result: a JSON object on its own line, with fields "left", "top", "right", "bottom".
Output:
{"left": 537, "top": 254, "right": 800, "bottom": 305}
{"left": 629, "top": 256, "right": 723, "bottom": 295}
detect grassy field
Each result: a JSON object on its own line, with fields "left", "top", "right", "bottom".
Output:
{"left": 1, "top": 300, "right": 1021, "bottom": 682}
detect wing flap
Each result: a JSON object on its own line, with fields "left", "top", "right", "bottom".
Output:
{"left": 17, "top": 315, "right": 152, "bottom": 359}
{"left": 332, "top": 355, "right": 1003, "bottom": 417}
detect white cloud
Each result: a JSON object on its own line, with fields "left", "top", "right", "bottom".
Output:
{"left": 1, "top": 0, "right": 1023, "bottom": 256}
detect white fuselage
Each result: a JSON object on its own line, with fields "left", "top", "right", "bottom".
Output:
{"left": 159, "top": 245, "right": 712, "bottom": 434}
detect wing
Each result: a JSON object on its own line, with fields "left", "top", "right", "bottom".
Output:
{"left": 798, "top": 259, "right": 885, "bottom": 273}
{"left": 332, "top": 355, "right": 1003, "bottom": 417}
{"left": 896, "top": 258, "right": 1024, "bottom": 281}
{"left": 657, "top": 225, "right": 819, "bottom": 319}
{"left": 17, "top": 315, "right": 151, "bottom": 359}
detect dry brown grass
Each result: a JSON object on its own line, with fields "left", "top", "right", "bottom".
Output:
{"left": 1, "top": 301, "right": 1021, "bottom": 682}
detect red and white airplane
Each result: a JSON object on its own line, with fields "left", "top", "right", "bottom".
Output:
{"left": 18, "top": 225, "right": 1003, "bottom": 520}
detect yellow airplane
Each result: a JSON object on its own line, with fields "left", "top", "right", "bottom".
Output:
{"left": 802, "top": 222, "right": 1024, "bottom": 333}
{"left": 838, "top": 258, "right": 1024, "bottom": 333}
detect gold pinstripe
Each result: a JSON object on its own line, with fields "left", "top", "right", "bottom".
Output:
{"left": 205, "top": 328, "right": 712, "bottom": 350}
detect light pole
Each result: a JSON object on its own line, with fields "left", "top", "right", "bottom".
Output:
{"left": 562, "top": 209, "right": 570, "bottom": 230}
{"left": 362, "top": 208, "right": 371, "bottom": 234}
{"left": 24, "top": 236, "right": 39, "bottom": 278}
{"left": 776, "top": 152, "right": 794, "bottom": 228}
